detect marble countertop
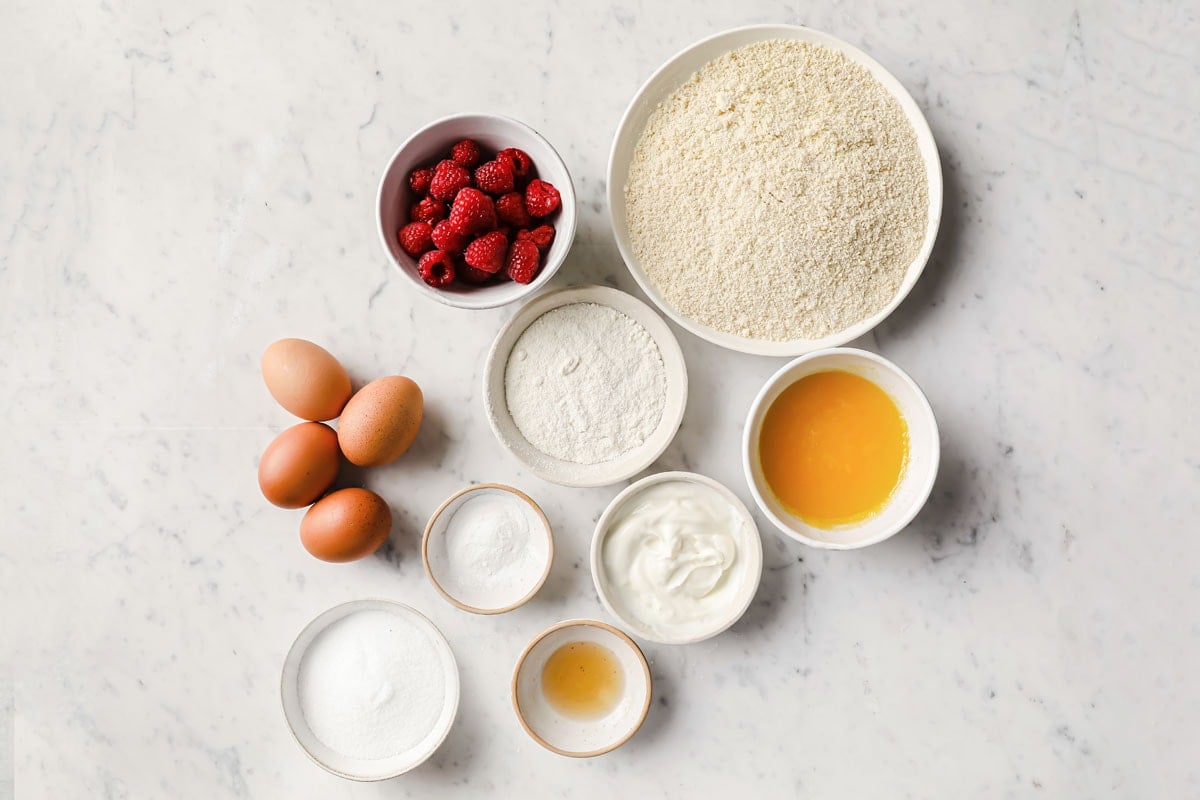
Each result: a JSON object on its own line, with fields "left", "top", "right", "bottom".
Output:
{"left": 4, "top": 1, "right": 1198, "bottom": 797}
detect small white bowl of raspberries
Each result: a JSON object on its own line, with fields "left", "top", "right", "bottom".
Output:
{"left": 377, "top": 113, "right": 577, "bottom": 310}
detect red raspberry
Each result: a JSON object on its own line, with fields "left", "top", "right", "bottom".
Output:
{"left": 430, "top": 159, "right": 471, "bottom": 201}
{"left": 473, "top": 159, "right": 514, "bottom": 195}
{"left": 410, "top": 196, "right": 446, "bottom": 225}
{"left": 447, "top": 188, "right": 497, "bottom": 235}
{"left": 431, "top": 220, "right": 469, "bottom": 253}
{"left": 458, "top": 263, "right": 494, "bottom": 285}
{"left": 496, "top": 192, "right": 532, "bottom": 227}
{"left": 524, "top": 179, "right": 561, "bottom": 218}
{"left": 450, "top": 139, "right": 481, "bottom": 168}
{"left": 397, "top": 222, "right": 433, "bottom": 256}
{"left": 497, "top": 148, "right": 533, "bottom": 180}
{"left": 517, "top": 224, "right": 555, "bottom": 253}
{"left": 417, "top": 251, "right": 456, "bottom": 287}
{"left": 408, "top": 167, "right": 434, "bottom": 196}
{"left": 505, "top": 239, "right": 541, "bottom": 284}
{"left": 463, "top": 230, "right": 509, "bottom": 274}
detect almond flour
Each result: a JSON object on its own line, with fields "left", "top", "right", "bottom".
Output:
{"left": 624, "top": 39, "right": 929, "bottom": 341}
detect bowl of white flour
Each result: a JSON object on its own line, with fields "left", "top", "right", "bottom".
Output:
{"left": 608, "top": 25, "right": 942, "bottom": 357}
{"left": 483, "top": 285, "right": 688, "bottom": 487}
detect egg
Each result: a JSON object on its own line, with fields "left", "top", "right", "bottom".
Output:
{"left": 257, "top": 422, "right": 341, "bottom": 509}
{"left": 337, "top": 376, "right": 424, "bottom": 467}
{"left": 299, "top": 487, "right": 392, "bottom": 562}
{"left": 261, "top": 338, "right": 352, "bottom": 421}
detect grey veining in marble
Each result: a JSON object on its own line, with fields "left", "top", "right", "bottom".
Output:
{"left": 3, "top": 0, "right": 1198, "bottom": 797}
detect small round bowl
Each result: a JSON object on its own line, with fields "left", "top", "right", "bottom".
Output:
{"left": 280, "top": 599, "right": 459, "bottom": 781}
{"left": 590, "top": 471, "right": 763, "bottom": 644}
{"left": 422, "top": 483, "right": 554, "bottom": 614}
{"left": 743, "top": 348, "right": 940, "bottom": 549}
{"left": 483, "top": 285, "right": 688, "bottom": 488}
{"left": 607, "top": 24, "right": 943, "bottom": 356}
{"left": 377, "top": 112, "right": 578, "bottom": 310}
{"left": 512, "top": 620, "right": 652, "bottom": 757}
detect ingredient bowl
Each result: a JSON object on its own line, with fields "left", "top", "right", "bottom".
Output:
{"left": 483, "top": 285, "right": 688, "bottom": 487}
{"left": 607, "top": 24, "right": 942, "bottom": 356}
{"left": 422, "top": 483, "right": 554, "bottom": 614}
{"left": 512, "top": 620, "right": 651, "bottom": 757}
{"left": 743, "top": 348, "right": 939, "bottom": 549}
{"left": 377, "top": 112, "right": 577, "bottom": 310}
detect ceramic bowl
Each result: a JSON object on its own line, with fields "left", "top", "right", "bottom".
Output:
{"left": 512, "top": 620, "right": 652, "bottom": 757}
{"left": 591, "top": 471, "right": 763, "bottom": 644}
{"left": 376, "top": 112, "right": 577, "bottom": 310}
{"left": 607, "top": 24, "right": 943, "bottom": 356}
{"left": 743, "top": 348, "right": 940, "bottom": 549}
{"left": 280, "top": 599, "right": 459, "bottom": 780}
{"left": 483, "top": 285, "right": 688, "bottom": 487}
{"left": 422, "top": 483, "right": 554, "bottom": 614}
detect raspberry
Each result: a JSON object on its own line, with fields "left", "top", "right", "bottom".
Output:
{"left": 517, "top": 224, "right": 555, "bottom": 253}
{"left": 447, "top": 188, "right": 497, "bottom": 235}
{"left": 417, "top": 250, "right": 455, "bottom": 287}
{"left": 473, "top": 159, "right": 514, "bottom": 195}
{"left": 495, "top": 192, "right": 532, "bottom": 227}
{"left": 431, "top": 220, "right": 469, "bottom": 253}
{"left": 497, "top": 148, "right": 533, "bottom": 180}
{"left": 458, "top": 263, "right": 494, "bottom": 285}
{"left": 524, "top": 179, "right": 561, "bottom": 218}
{"left": 397, "top": 221, "right": 433, "bottom": 256}
{"left": 430, "top": 159, "right": 471, "bottom": 201}
{"left": 463, "top": 230, "right": 508, "bottom": 274}
{"left": 450, "top": 139, "right": 481, "bottom": 168}
{"left": 505, "top": 239, "right": 541, "bottom": 284}
{"left": 410, "top": 196, "right": 446, "bottom": 225}
{"left": 408, "top": 167, "right": 434, "bottom": 196}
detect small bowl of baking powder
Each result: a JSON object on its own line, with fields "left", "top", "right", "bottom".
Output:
{"left": 483, "top": 285, "right": 688, "bottom": 488}
{"left": 422, "top": 483, "right": 554, "bottom": 614}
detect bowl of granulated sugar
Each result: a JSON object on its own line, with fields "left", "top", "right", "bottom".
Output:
{"left": 609, "top": 25, "right": 942, "bottom": 357}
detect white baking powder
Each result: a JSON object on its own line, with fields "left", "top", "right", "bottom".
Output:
{"left": 504, "top": 302, "right": 666, "bottom": 465}
{"left": 297, "top": 609, "right": 445, "bottom": 761}
{"left": 426, "top": 490, "right": 549, "bottom": 610}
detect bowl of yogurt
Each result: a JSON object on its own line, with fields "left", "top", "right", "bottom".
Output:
{"left": 590, "top": 472, "right": 763, "bottom": 645}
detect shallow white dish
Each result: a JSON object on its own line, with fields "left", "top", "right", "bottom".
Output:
{"left": 591, "top": 471, "right": 763, "bottom": 645}
{"left": 280, "top": 599, "right": 459, "bottom": 781}
{"left": 607, "top": 24, "right": 943, "bottom": 356}
{"left": 376, "top": 112, "right": 577, "bottom": 310}
{"left": 483, "top": 285, "right": 688, "bottom": 488}
{"left": 512, "top": 620, "right": 651, "bottom": 757}
{"left": 743, "top": 348, "right": 940, "bottom": 549}
{"left": 422, "top": 483, "right": 554, "bottom": 614}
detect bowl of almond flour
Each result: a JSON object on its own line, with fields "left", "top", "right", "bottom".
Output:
{"left": 608, "top": 25, "right": 942, "bottom": 356}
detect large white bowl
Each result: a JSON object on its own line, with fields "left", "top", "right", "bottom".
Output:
{"left": 743, "top": 348, "right": 939, "bottom": 549}
{"left": 377, "top": 113, "right": 577, "bottom": 310}
{"left": 607, "top": 24, "right": 943, "bottom": 356}
{"left": 483, "top": 285, "right": 688, "bottom": 488}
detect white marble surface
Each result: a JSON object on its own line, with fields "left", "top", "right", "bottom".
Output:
{"left": 3, "top": 1, "right": 1198, "bottom": 797}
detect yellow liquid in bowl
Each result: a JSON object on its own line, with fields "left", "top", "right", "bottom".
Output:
{"left": 541, "top": 640, "right": 624, "bottom": 720}
{"left": 759, "top": 370, "right": 908, "bottom": 529}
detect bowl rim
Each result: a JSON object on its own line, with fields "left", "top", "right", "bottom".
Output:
{"left": 279, "top": 598, "right": 460, "bottom": 781}
{"left": 741, "top": 347, "right": 941, "bottom": 549}
{"left": 606, "top": 23, "right": 944, "bottom": 356}
{"left": 589, "top": 470, "right": 764, "bottom": 644}
{"left": 510, "top": 618, "right": 652, "bottom": 758}
{"left": 482, "top": 284, "right": 688, "bottom": 488}
{"left": 421, "top": 482, "right": 555, "bottom": 615}
{"left": 375, "top": 111, "right": 578, "bottom": 310}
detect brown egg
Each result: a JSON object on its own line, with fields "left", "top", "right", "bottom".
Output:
{"left": 299, "top": 487, "right": 392, "bottom": 562}
{"left": 337, "top": 376, "right": 424, "bottom": 467}
{"left": 257, "top": 422, "right": 341, "bottom": 508}
{"left": 261, "top": 338, "right": 352, "bottom": 421}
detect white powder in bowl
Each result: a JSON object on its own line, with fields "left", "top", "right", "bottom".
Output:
{"left": 625, "top": 39, "right": 930, "bottom": 341}
{"left": 504, "top": 302, "right": 666, "bottom": 465}
{"left": 297, "top": 609, "right": 446, "bottom": 761}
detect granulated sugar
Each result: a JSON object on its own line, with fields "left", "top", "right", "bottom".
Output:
{"left": 624, "top": 39, "right": 929, "bottom": 341}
